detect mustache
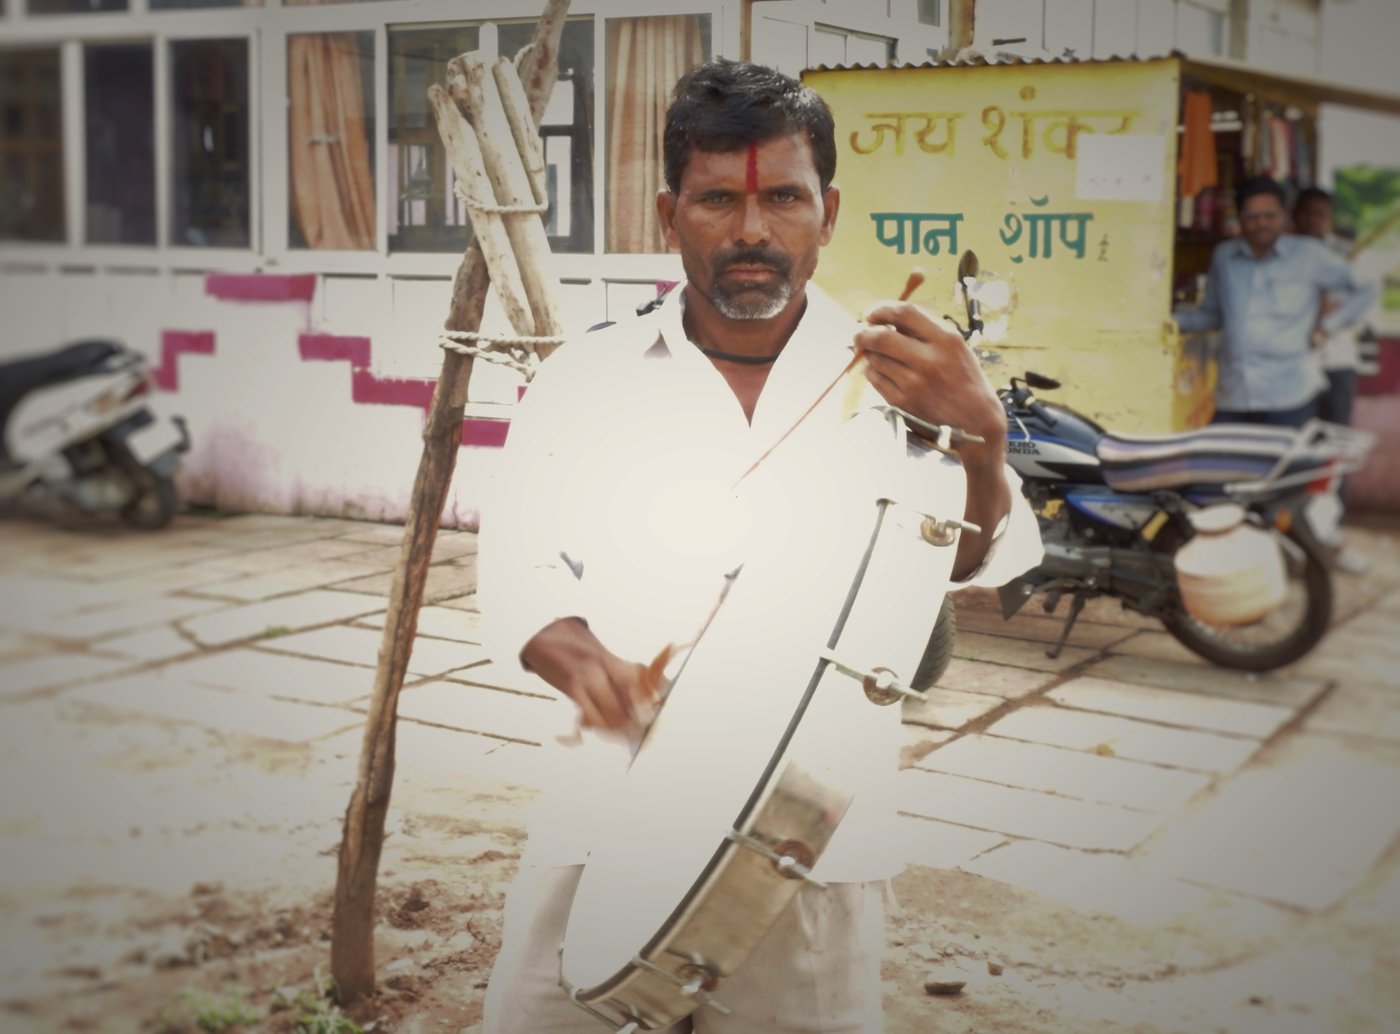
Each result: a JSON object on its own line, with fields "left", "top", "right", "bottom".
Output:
{"left": 713, "top": 247, "right": 792, "bottom": 276}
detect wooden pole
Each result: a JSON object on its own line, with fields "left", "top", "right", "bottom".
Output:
{"left": 330, "top": 0, "right": 569, "bottom": 1006}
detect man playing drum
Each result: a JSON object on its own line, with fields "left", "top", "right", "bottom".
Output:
{"left": 478, "top": 59, "right": 1041, "bottom": 1033}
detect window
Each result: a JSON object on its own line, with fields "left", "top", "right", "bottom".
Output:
{"left": 388, "top": 24, "right": 480, "bottom": 253}
{"left": 288, "top": 32, "right": 376, "bottom": 250}
{"left": 499, "top": 18, "right": 595, "bottom": 254}
{"left": 85, "top": 43, "right": 155, "bottom": 246}
{"left": 605, "top": 14, "right": 713, "bottom": 253}
{"left": 812, "top": 25, "right": 895, "bottom": 67}
{"left": 27, "top": 0, "right": 126, "bottom": 13}
{"left": 150, "top": 0, "right": 260, "bottom": 8}
{"left": 170, "top": 39, "right": 251, "bottom": 248}
{"left": 0, "top": 48, "right": 65, "bottom": 242}
{"left": 915, "top": 0, "right": 941, "bottom": 27}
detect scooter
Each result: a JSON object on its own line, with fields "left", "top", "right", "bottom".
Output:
{"left": 931, "top": 252, "right": 1374, "bottom": 673}
{"left": 0, "top": 339, "right": 189, "bottom": 529}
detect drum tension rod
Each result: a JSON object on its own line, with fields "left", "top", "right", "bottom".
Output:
{"left": 630, "top": 956, "right": 733, "bottom": 1015}
{"left": 819, "top": 649, "right": 927, "bottom": 705}
{"left": 726, "top": 828, "right": 829, "bottom": 889}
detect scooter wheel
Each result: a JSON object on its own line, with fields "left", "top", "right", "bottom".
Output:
{"left": 120, "top": 474, "right": 178, "bottom": 530}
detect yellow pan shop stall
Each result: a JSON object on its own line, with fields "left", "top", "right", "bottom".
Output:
{"left": 804, "top": 54, "right": 1400, "bottom": 436}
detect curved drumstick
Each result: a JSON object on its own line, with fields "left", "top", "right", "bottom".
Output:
{"left": 733, "top": 268, "right": 928, "bottom": 488}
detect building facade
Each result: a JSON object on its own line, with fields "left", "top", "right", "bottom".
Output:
{"left": 0, "top": 0, "right": 1392, "bottom": 520}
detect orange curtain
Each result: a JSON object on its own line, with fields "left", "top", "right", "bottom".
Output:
{"left": 288, "top": 34, "right": 375, "bottom": 250}
{"left": 605, "top": 15, "right": 706, "bottom": 254}
{"left": 1177, "top": 89, "right": 1218, "bottom": 200}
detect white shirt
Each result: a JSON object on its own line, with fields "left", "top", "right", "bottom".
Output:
{"left": 477, "top": 283, "right": 1042, "bottom": 881}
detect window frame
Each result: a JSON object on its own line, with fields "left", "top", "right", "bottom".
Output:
{"left": 0, "top": 0, "right": 719, "bottom": 284}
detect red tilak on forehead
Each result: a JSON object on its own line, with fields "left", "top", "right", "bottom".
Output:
{"left": 745, "top": 143, "right": 759, "bottom": 194}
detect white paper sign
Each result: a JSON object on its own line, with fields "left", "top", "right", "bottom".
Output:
{"left": 1075, "top": 133, "right": 1167, "bottom": 203}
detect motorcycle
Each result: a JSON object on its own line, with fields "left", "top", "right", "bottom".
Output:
{"left": 919, "top": 251, "right": 1374, "bottom": 674}
{"left": 0, "top": 339, "right": 189, "bottom": 530}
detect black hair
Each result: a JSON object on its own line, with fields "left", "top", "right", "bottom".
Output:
{"left": 1293, "top": 186, "right": 1332, "bottom": 214}
{"left": 1236, "top": 176, "right": 1287, "bottom": 213}
{"left": 662, "top": 59, "right": 837, "bottom": 195}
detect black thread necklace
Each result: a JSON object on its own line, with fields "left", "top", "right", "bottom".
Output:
{"left": 697, "top": 345, "right": 783, "bottom": 365}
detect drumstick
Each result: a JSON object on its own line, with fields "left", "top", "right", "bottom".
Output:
{"left": 733, "top": 268, "right": 925, "bottom": 488}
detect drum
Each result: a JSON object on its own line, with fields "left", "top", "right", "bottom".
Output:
{"left": 558, "top": 420, "right": 970, "bottom": 1032}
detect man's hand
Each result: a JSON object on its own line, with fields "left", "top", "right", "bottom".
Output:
{"left": 521, "top": 617, "right": 655, "bottom": 732}
{"left": 855, "top": 301, "right": 1008, "bottom": 468}
{"left": 855, "top": 301, "right": 1012, "bottom": 580}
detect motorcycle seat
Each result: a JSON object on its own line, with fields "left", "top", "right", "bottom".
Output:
{"left": 0, "top": 340, "right": 126, "bottom": 430}
{"left": 1096, "top": 424, "right": 1335, "bottom": 493}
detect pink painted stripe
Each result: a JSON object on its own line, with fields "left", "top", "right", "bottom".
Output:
{"left": 351, "top": 368, "right": 437, "bottom": 410}
{"left": 205, "top": 273, "right": 317, "bottom": 302}
{"left": 462, "top": 418, "right": 510, "bottom": 448}
{"left": 299, "top": 333, "right": 372, "bottom": 368}
{"left": 151, "top": 330, "right": 215, "bottom": 391}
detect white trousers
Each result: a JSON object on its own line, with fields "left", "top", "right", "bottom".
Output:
{"left": 482, "top": 864, "right": 886, "bottom": 1034}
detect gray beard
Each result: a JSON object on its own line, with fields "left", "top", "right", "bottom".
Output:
{"left": 709, "top": 279, "right": 795, "bottom": 320}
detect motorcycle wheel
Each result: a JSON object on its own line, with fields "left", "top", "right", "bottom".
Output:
{"left": 911, "top": 595, "right": 957, "bottom": 692}
{"left": 1157, "top": 526, "right": 1332, "bottom": 672}
{"left": 119, "top": 471, "right": 178, "bottom": 530}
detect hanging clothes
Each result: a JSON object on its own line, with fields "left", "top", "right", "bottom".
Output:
{"left": 1269, "top": 114, "right": 1291, "bottom": 180}
{"left": 1177, "top": 89, "right": 1218, "bottom": 198}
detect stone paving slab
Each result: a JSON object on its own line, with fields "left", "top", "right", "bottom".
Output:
{"left": 894, "top": 768, "right": 1163, "bottom": 850}
{"left": 196, "top": 557, "right": 401, "bottom": 603}
{"left": 915, "top": 734, "right": 1212, "bottom": 813}
{"left": 896, "top": 815, "right": 1007, "bottom": 871}
{"left": 256, "top": 623, "right": 488, "bottom": 678}
{"left": 397, "top": 681, "right": 566, "bottom": 745}
{"left": 435, "top": 593, "right": 482, "bottom": 613}
{"left": 79, "top": 564, "right": 252, "bottom": 599}
{"left": 932, "top": 658, "right": 1059, "bottom": 700}
{"left": 356, "top": 605, "right": 482, "bottom": 643}
{"left": 953, "top": 630, "right": 1097, "bottom": 673}
{"left": 96, "top": 626, "right": 201, "bottom": 663}
{"left": 64, "top": 672, "right": 363, "bottom": 743}
{"left": 1047, "top": 676, "right": 1295, "bottom": 738}
{"left": 1305, "top": 684, "right": 1400, "bottom": 742}
{"left": 178, "top": 590, "right": 383, "bottom": 647}
{"left": 0, "top": 653, "right": 140, "bottom": 699}
{"left": 963, "top": 840, "right": 1224, "bottom": 926}
{"left": 956, "top": 608, "right": 1140, "bottom": 650}
{"left": 336, "top": 524, "right": 412, "bottom": 545}
{"left": 334, "top": 561, "right": 476, "bottom": 603}
{"left": 0, "top": 574, "right": 129, "bottom": 623}
{"left": 221, "top": 537, "right": 390, "bottom": 569}
{"left": 901, "top": 687, "right": 1005, "bottom": 730}
{"left": 448, "top": 660, "right": 554, "bottom": 699}
{"left": 172, "top": 648, "right": 375, "bottom": 706}
{"left": 900, "top": 725, "right": 955, "bottom": 769}
{"left": 199, "top": 526, "right": 349, "bottom": 552}
{"left": 1104, "top": 630, "right": 1210, "bottom": 666}
{"left": 43, "top": 542, "right": 244, "bottom": 578}
{"left": 45, "top": 594, "right": 231, "bottom": 642}
{"left": 1296, "top": 634, "right": 1400, "bottom": 689}
{"left": 1081, "top": 654, "right": 1329, "bottom": 708}
{"left": 986, "top": 705, "right": 1262, "bottom": 774}
{"left": 1139, "top": 733, "right": 1400, "bottom": 911}
{"left": 431, "top": 532, "right": 480, "bottom": 561}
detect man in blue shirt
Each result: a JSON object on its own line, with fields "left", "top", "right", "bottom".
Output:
{"left": 1175, "top": 177, "right": 1376, "bottom": 427}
